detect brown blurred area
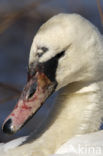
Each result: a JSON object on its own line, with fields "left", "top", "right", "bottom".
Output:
{"left": 0, "top": 0, "right": 103, "bottom": 142}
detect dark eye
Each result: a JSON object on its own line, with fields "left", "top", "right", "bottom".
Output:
{"left": 41, "top": 47, "right": 48, "bottom": 52}
{"left": 37, "top": 46, "right": 48, "bottom": 58}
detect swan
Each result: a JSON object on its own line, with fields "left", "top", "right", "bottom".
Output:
{"left": 1, "top": 13, "right": 103, "bottom": 156}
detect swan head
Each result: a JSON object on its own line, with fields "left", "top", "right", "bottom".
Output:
{"left": 29, "top": 13, "right": 103, "bottom": 89}
{"left": 2, "top": 13, "right": 103, "bottom": 134}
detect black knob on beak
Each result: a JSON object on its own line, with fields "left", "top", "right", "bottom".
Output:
{"left": 2, "top": 119, "right": 14, "bottom": 134}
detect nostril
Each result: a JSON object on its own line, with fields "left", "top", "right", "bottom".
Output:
{"left": 2, "top": 119, "right": 14, "bottom": 134}
{"left": 28, "top": 82, "right": 37, "bottom": 99}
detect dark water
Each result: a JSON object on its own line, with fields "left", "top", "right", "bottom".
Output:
{"left": 0, "top": 0, "right": 103, "bottom": 142}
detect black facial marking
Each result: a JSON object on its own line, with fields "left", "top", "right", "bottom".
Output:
{"left": 37, "top": 51, "right": 65, "bottom": 82}
{"left": 28, "top": 50, "right": 65, "bottom": 83}
{"left": 38, "top": 46, "right": 48, "bottom": 52}
{"left": 37, "top": 46, "right": 48, "bottom": 58}
{"left": 41, "top": 47, "right": 48, "bottom": 52}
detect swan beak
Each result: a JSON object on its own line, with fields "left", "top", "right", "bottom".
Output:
{"left": 2, "top": 72, "right": 56, "bottom": 134}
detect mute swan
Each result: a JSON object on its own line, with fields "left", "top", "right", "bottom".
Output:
{"left": 1, "top": 13, "right": 103, "bottom": 156}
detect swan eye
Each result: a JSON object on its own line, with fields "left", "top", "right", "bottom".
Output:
{"left": 41, "top": 47, "right": 48, "bottom": 52}
{"left": 37, "top": 46, "right": 48, "bottom": 57}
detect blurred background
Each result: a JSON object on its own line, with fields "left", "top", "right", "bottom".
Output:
{"left": 0, "top": 0, "right": 103, "bottom": 143}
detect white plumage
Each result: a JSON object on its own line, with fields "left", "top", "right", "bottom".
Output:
{"left": 1, "top": 13, "right": 103, "bottom": 156}
{"left": 52, "top": 130, "right": 103, "bottom": 156}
